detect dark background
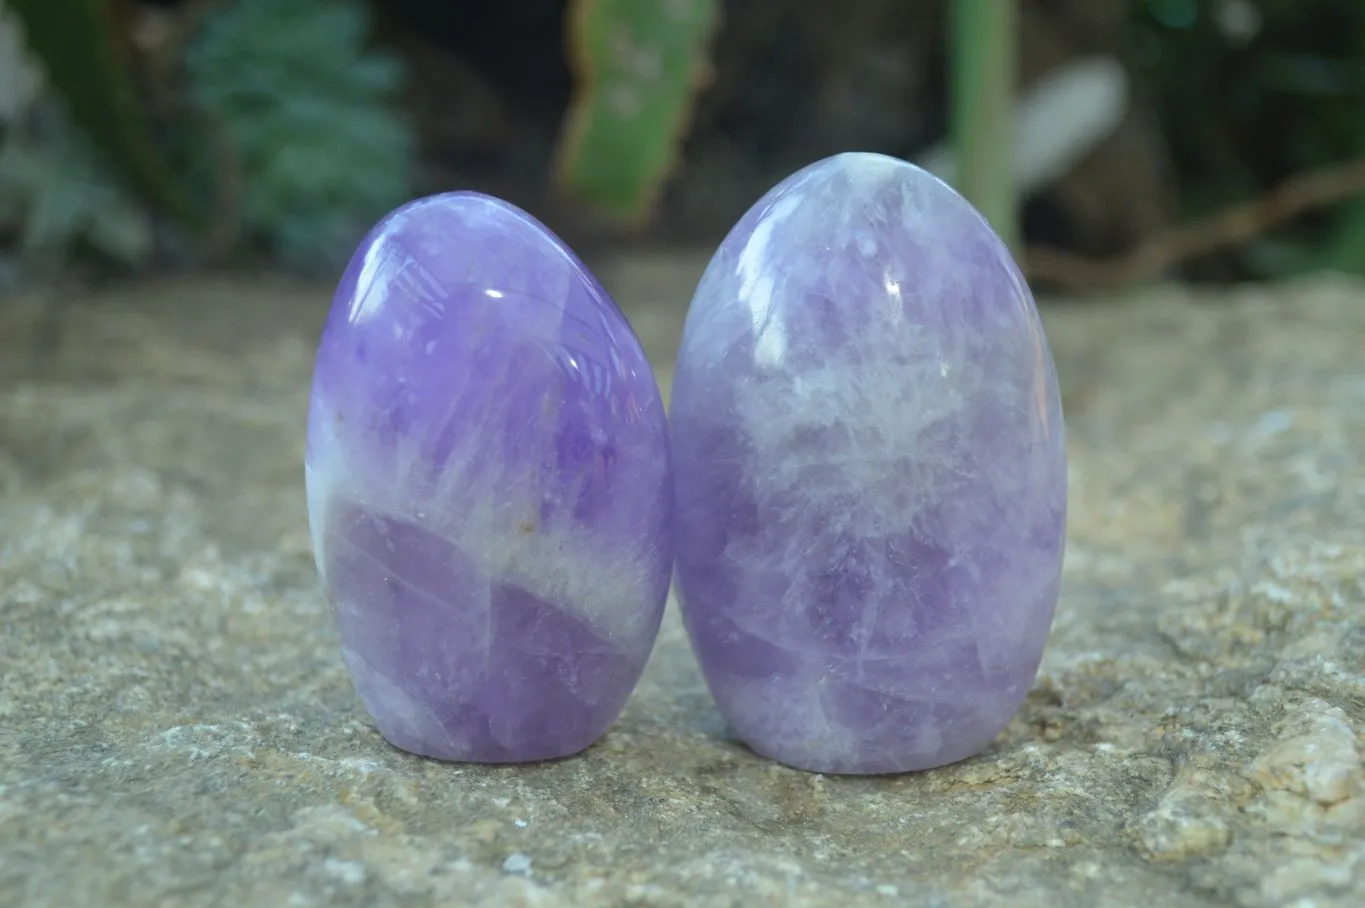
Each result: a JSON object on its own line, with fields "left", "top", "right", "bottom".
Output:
{"left": 2, "top": 0, "right": 1363, "bottom": 294}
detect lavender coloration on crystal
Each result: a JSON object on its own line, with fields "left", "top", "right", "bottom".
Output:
{"left": 306, "top": 192, "right": 673, "bottom": 763}
{"left": 670, "top": 153, "right": 1067, "bottom": 774}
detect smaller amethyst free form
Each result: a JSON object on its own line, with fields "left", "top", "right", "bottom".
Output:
{"left": 671, "top": 153, "right": 1067, "bottom": 774}
{"left": 306, "top": 192, "right": 673, "bottom": 763}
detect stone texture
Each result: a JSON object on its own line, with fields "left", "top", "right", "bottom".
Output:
{"left": 306, "top": 193, "right": 673, "bottom": 763}
{"left": 671, "top": 152, "right": 1067, "bottom": 774}
{"left": 2, "top": 272, "right": 1365, "bottom": 907}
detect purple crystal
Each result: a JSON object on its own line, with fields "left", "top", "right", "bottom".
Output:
{"left": 306, "top": 192, "right": 673, "bottom": 763}
{"left": 670, "top": 153, "right": 1067, "bottom": 774}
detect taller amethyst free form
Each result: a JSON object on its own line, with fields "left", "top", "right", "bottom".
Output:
{"left": 306, "top": 192, "right": 673, "bottom": 763}
{"left": 671, "top": 153, "right": 1067, "bottom": 774}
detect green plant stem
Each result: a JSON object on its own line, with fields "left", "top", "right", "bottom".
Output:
{"left": 951, "top": 0, "right": 1017, "bottom": 252}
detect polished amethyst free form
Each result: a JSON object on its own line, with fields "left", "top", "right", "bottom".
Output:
{"left": 306, "top": 192, "right": 673, "bottom": 763}
{"left": 671, "top": 153, "right": 1067, "bottom": 774}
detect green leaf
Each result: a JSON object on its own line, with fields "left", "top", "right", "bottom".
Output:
{"left": 555, "top": 0, "right": 720, "bottom": 225}
{"left": 8, "top": 0, "right": 206, "bottom": 228}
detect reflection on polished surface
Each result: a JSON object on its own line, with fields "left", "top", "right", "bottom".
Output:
{"left": 305, "top": 192, "right": 674, "bottom": 763}
{"left": 671, "top": 153, "right": 1067, "bottom": 775}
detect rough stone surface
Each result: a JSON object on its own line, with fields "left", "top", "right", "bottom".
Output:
{"left": 3, "top": 272, "right": 1365, "bottom": 907}
{"left": 671, "top": 153, "right": 1067, "bottom": 774}
{"left": 307, "top": 193, "right": 673, "bottom": 763}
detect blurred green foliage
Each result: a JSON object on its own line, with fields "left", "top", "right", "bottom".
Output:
{"left": 556, "top": 0, "right": 719, "bottom": 223}
{"left": 1131, "top": 0, "right": 1365, "bottom": 277}
{"left": 0, "top": 102, "right": 152, "bottom": 265}
{"left": 7, "top": 0, "right": 206, "bottom": 229}
{"left": 183, "top": 0, "right": 413, "bottom": 270}
{"left": 6, "top": 0, "right": 1364, "bottom": 279}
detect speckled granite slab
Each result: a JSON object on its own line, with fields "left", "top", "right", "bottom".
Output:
{"left": 1, "top": 271, "right": 1363, "bottom": 907}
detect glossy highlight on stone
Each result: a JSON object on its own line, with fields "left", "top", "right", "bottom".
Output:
{"left": 306, "top": 191, "right": 673, "bottom": 763}
{"left": 670, "top": 153, "right": 1067, "bottom": 774}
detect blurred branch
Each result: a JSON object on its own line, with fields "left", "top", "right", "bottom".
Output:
{"left": 1026, "top": 155, "right": 1365, "bottom": 291}
{"left": 157, "top": 96, "right": 243, "bottom": 260}
{"left": 127, "top": 3, "right": 242, "bottom": 259}
{"left": 951, "top": 0, "right": 1017, "bottom": 251}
